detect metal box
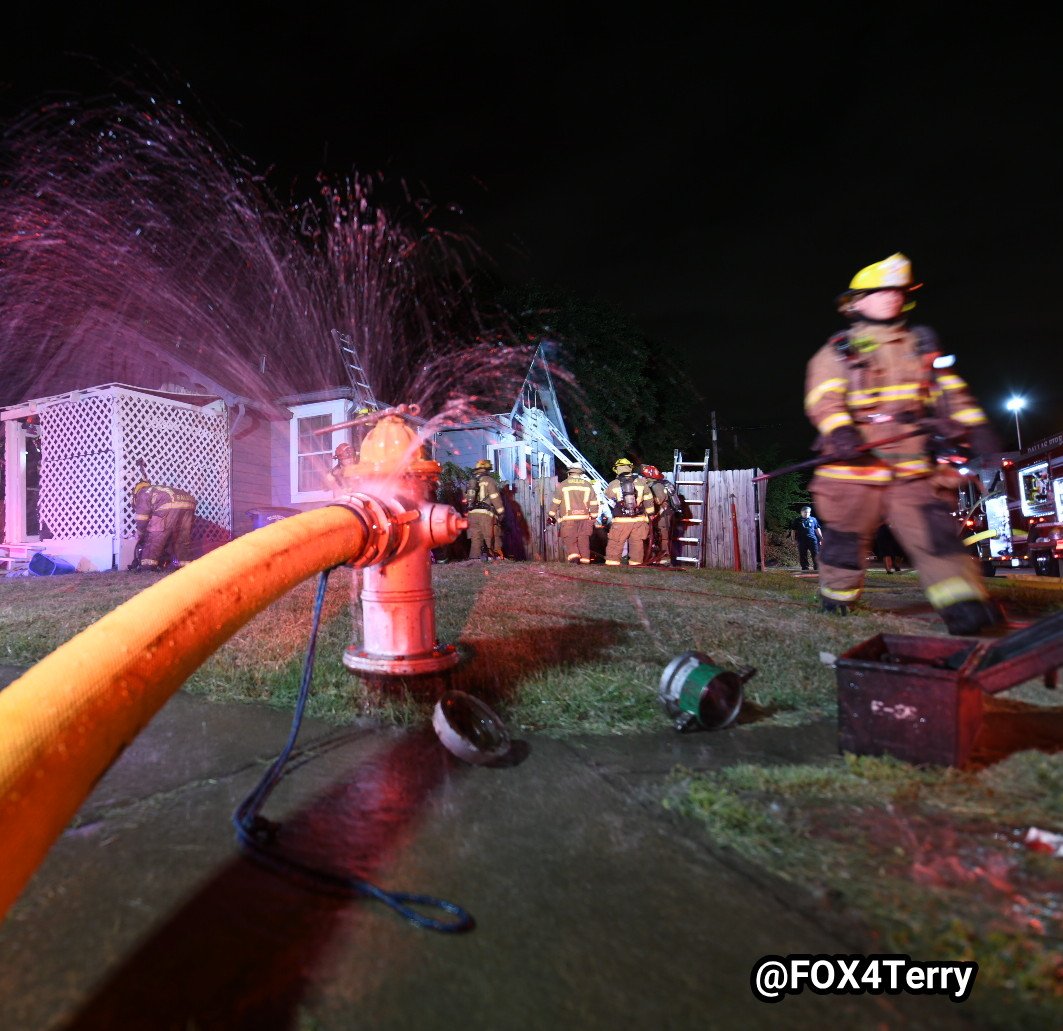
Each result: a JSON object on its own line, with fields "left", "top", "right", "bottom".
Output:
{"left": 836, "top": 613, "right": 1063, "bottom": 767}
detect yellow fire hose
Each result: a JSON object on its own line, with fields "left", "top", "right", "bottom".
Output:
{"left": 0, "top": 505, "right": 370, "bottom": 922}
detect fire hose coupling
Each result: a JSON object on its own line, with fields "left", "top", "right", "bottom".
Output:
{"left": 329, "top": 493, "right": 408, "bottom": 568}
{"left": 331, "top": 496, "right": 468, "bottom": 567}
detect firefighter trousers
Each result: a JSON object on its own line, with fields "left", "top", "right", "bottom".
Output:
{"left": 606, "top": 517, "right": 650, "bottom": 566}
{"left": 467, "top": 509, "right": 500, "bottom": 558}
{"left": 140, "top": 508, "right": 194, "bottom": 568}
{"left": 649, "top": 511, "right": 675, "bottom": 564}
{"left": 559, "top": 517, "right": 593, "bottom": 562}
{"left": 811, "top": 474, "right": 988, "bottom": 612}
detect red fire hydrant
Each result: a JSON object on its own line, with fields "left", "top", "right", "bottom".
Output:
{"left": 329, "top": 406, "right": 467, "bottom": 675}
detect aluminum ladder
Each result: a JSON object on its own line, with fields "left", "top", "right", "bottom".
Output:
{"left": 331, "top": 329, "right": 381, "bottom": 410}
{"left": 671, "top": 449, "right": 710, "bottom": 567}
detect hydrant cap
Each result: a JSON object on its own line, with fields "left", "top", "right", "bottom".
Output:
{"left": 432, "top": 691, "right": 510, "bottom": 764}
{"left": 355, "top": 414, "right": 441, "bottom": 478}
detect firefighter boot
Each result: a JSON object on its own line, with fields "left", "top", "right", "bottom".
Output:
{"left": 820, "top": 595, "right": 849, "bottom": 617}
{"left": 939, "top": 599, "right": 1006, "bottom": 637}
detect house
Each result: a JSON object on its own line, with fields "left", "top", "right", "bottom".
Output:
{"left": 1, "top": 334, "right": 582, "bottom": 571}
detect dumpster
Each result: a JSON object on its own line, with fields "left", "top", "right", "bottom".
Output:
{"left": 246, "top": 507, "right": 299, "bottom": 530}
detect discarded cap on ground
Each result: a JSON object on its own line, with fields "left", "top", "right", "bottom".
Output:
{"left": 432, "top": 690, "right": 511, "bottom": 764}
{"left": 658, "top": 651, "right": 755, "bottom": 732}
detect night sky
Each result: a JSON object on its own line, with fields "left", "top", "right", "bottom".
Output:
{"left": 3, "top": 6, "right": 1061, "bottom": 454}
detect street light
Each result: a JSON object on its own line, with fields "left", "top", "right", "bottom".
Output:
{"left": 1005, "top": 396, "right": 1026, "bottom": 451}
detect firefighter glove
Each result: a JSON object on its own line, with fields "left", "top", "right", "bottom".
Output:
{"left": 547, "top": 514, "right": 557, "bottom": 526}
{"left": 822, "top": 424, "right": 864, "bottom": 459}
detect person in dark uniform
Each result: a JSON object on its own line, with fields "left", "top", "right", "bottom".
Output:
{"left": 790, "top": 505, "right": 823, "bottom": 571}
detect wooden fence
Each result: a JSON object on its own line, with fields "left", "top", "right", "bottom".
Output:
{"left": 501, "top": 475, "right": 560, "bottom": 561}
{"left": 493, "top": 468, "right": 765, "bottom": 569}
{"left": 701, "top": 468, "right": 765, "bottom": 571}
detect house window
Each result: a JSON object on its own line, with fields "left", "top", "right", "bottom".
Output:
{"left": 288, "top": 400, "right": 348, "bottom": 503}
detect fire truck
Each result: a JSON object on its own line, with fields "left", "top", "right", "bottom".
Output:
{"left": 960, "top": 430, "right": 1063, "bottom": 574}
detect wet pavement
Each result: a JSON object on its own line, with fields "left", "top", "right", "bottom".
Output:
{"left": 0, "top": 663, "right": 996, "bottom": 1031}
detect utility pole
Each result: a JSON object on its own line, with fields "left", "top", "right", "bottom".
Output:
{"left": 710, "top": 410, "right": 719, "bottom": 470}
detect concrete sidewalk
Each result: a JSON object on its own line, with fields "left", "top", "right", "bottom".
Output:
{"left": 0, "top": 680, "right": 982, "bottom": 1030}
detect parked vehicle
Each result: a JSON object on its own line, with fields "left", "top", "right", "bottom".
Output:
{"left": 1028, "top": 521, "right": 1063, "bottom": 577}
{"left": 958, "top": 430, "right": 1063, "bottom": 571}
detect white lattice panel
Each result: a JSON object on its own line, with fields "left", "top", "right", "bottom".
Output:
{"left": 34, "top": 387, "right": 231, "bottom": 549}
{"left": 116, "top": 390, "right": 230, "bottom": 544}
{"left": 39, "top": 396, "right": 117, "bottom": 538}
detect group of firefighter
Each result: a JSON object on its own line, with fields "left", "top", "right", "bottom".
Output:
{"left": 458, "top": 454, "right": 684, "bottom": 567}
{"left": 126, "top": 250, "right": 1011, "bottom": 639}
{"left": 547, "top": 458, "right": 682, "bottom": 567}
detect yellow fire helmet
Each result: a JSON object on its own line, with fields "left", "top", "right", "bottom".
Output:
{"left": 132, "top": 479, "right": 150, "bottom": 496}
{"left": 474, "top": 459, "right": 492, "bottom": 471}
{"left": 837, "top": 252, "right": 922, "bottom": 312}
{"left": 613, "top": 458, "right": 634, "bottom": 473}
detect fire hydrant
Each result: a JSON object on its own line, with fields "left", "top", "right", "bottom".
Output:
{"left": 327, "top": 406, "right": 467, "bottom": 675}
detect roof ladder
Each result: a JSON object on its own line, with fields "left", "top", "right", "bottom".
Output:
{"left": 331, "top": 329, "right": 381, "bottom": 410}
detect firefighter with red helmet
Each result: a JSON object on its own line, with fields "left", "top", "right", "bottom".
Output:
{"left": 639, "top": 464, "right": 680, "bottom": 565}
{"left": 548, "top": 461, "right": 600, "bottom": 563}
{"left": 325, "top": 441, "right": 358, "bottom": 496}
{"left": 604, "top": 458, "right": 655, "bottom": 566}
{"left": 131, "top": 480, "right": 197, "bottom": 570}
{"left": 805, "top": 253, "right": 1002, "bottom": 635}
{"left": 464, "top": 458, "right": 505, "bottom": 560}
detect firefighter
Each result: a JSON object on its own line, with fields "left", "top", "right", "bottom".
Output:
{"left": 464, "top": 458, "right": 505, "bottom": 560}
{"left": 131, "top": 480, "right": 197, "bottom": 570}
{"left": 548, "top": 461, "right": 600, "bottom": 563}
{"left": 325, "top": 441, "right": 358, "bottom": 496}
{"left": 639, "top": 464, "right": 680, "bottom": 566}
{"left": 604, "top": 458, "right": 655, "bottom": 566}
{"left": 804, "top": 252, "right": 1002, "bottom": 634}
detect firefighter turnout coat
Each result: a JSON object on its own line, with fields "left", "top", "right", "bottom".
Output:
{"left": 465, "top": 472, "right": 505, "bottom": 558}
{"left": 604, "top": 474, "right": 655, "bottom": 566}
{"left": 133, "top": 484, "right": 197, "bottom": 568}
{"left": 548, "top": 473, "right": 600, "bottom": 563}
{"left": 804, "top": 320, "right": 992, "bottom": 613}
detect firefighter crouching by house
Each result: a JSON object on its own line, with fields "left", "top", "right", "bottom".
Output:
{"left": 131, "top": 480, "right": 197, "bottom": 570}
{"left": 805, "top": 252, "right": 1002, "bottom": 635}
{"left": 604, "top": 458, "right": 655, "bottom": 566}
{"left": 465, "top": 458, "right": 505, "bottom": 560}
{"left": 548, "top": 461, "right": 600, "bottom": 563}
{"left": 325, "top": 442, "right": 358, "bottom": 496}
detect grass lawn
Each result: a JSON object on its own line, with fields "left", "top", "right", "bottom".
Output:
{"left": 2, "top": 560, "right": 1062, "bottom": 1025}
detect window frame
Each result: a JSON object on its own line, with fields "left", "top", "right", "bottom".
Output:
{"left": 288, "top": 399, "right": 350, "bottom": 503}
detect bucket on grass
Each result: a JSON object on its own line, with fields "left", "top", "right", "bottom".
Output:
{"left": 658, "top": 651, "right": 755, "bottom": 732}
